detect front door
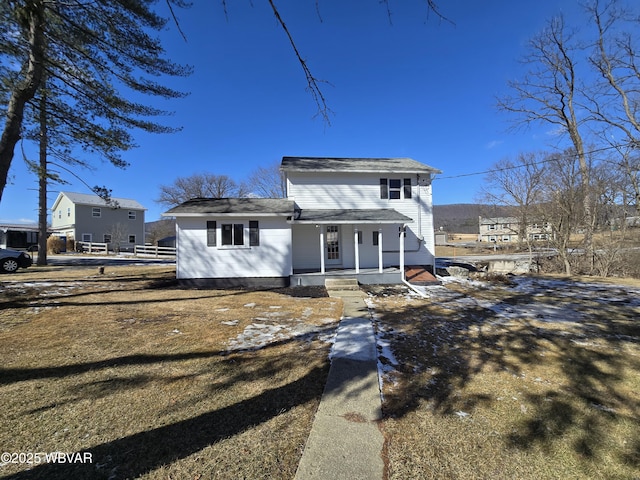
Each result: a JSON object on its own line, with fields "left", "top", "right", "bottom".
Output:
{"left": 325, "top": 225, "right": 341, "bottom": 265}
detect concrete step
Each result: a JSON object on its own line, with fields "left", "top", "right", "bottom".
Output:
{"left": 325, "top": 277, "right": 359, "bottom": 290}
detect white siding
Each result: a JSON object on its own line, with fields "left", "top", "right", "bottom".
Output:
{"left": 176, "top": 216, "right": 292, "bottom": 279}
{"left": 288, "top": 171, "right": 436, "bottom": 267}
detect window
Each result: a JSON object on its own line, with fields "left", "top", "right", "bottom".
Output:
{"left": 82, "top": 233, "right": 92, "bottom": 242}
{"left": 128, "top": 211, "right": 136, "bottom": 220}
{"left": 249, "top": 221, "right": 259, "bottom": 246}
{"left": 206, "top": 221, "right": 217, "bottom": 247}
{"left": 380, "top": 178, "right": 412, "bottom": 200}
{"left": 222, "top": 224, "right": 244, "bottom": 246}
{"left": 357, "top": 230, "right": 363, "bottom": 244}
{"left": 389, "top": 179, "right": 401, "bottom": 199}
{"left": 92, "top": 207, "right": 101, "bottom": 217}
{"left": 373, "top": 231, "right": 379, "bottom": 246}
{"left": 58, "top": 210, "right": 62, "bottom": 219}
{"left": 67, "top": 207, "right": 71, "bottom": 217}
{"left": 103, "top": 234, "right": 112, "bottom": 243}
{"left": 128, "top": 235, "right": 136, "bottom": 244}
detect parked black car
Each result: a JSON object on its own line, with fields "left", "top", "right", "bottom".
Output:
{"left": 0, "top": 248, "right": 33, "bottom": 273}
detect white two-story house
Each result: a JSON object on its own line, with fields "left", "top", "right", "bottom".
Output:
{"left": 164, "top": 157, "right": 441, "bottom": 287}
{"left": 51, "top": 192, "right": 146, "bottom": 251}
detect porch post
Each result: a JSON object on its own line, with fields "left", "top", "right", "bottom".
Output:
{"left": 354, "top": 228, "right": 360, "bottom": 273}
{"left": 399, "top": 225, "right": 405, "bottom": 280}
{"left": 378, "top": 228, "right": 383, "bottom": 273}
{"left": 319, "top": 227, "right": 325, "bottom": 274}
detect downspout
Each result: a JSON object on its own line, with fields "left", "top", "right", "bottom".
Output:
{"left": 416, "top": 174, "right": 422, "bottom": 243}
{"left": 402, "top": 278, "right": 428, "bottom": 298}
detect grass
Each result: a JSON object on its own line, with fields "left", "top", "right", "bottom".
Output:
{"left": 2, "top": 265, "right": 639, "bottom": 479}
{"left": 0, "top": 265, "right": 342, "bottom": 479}
{"left": 368, "top": 276, "right": 640, "bottom": 479}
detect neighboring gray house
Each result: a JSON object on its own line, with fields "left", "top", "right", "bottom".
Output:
{"left": 479, "top": 216, "right": 552, "bottom": 243}
{"left": 51, "top": 192, "right": 146, "bottom": 251}
{"left": 164, "top": 156, "right": 441, "bottom": 287}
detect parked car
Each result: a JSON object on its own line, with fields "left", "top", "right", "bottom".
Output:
{"left": 0, "top": 248, "right": 33, "bottom": 273}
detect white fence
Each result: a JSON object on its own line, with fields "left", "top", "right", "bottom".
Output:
{"left": 74, "top": 241, "right": 176, "bottom": 258}
{"left": 76, "top": 241, "right": 109, "bottom": 254}
{"left": 134, "top": 245, "right": 176, "bottom": 257}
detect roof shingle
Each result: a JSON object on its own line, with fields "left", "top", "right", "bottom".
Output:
{"left": 280, "top": 156, "right": 441, "bottom": 174}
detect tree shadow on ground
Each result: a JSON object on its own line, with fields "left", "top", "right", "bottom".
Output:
{"left": 0, "top": 321, "right": 352, "bottom": 479}
{"left": 373, "top": 277, "right": 640, "bottom": 467}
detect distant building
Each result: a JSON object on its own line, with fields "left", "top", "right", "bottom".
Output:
{"left": 478, "top": 216, "right": 552, "bottom": 243}
{"left": 434, "top": 231, "right": 448, "bottom": 245}
{"left": 51, "top": 192, "right": 146, "bottom": 251}
{"left": 0, "top": 224, "right": 41, "bottom": 250}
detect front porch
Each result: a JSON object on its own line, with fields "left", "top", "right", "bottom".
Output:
{"left": 290, "top": 267, "right": 403, "bottom": 286}
{"left": 290, "top": 265, "right": 439, "bottom": 287}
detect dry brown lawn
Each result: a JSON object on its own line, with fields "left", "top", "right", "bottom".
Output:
{"left": 0, "top": 265, "right": 342, "bottom": 479}
{"left": 3, "top": 265, "right": 640, "bottom": 479}
{"left": 367, "top": 275, "right": 640, "bottom": 479}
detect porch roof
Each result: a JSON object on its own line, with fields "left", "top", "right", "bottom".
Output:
{"left": 163, "top": 198, "right": 295, "bottom": 217}
{"left": 291, "top": 208, "right": 412, "bottom": 224}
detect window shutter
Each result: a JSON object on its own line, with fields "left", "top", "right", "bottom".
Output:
{"left": 206, "top": 221, "right": 217, "bottom": 246}
{"left": 404, "top": 178, "right": 412, "bottom": 199}
{"left": 380, "top": 178, "right": 388, "bottom": 199}
{"left": 249, "top": 221, "right": 259, "bottom": 246}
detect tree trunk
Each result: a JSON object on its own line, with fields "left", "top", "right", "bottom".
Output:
{"left": 37, "top": 86, "right": 48, "bottom": 266}
{"left": 0, "top": 0, "right": 46, "bottom": 203}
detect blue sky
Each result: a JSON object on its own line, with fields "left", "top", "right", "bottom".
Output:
{"left": 0, "top": 0, "right": 588, "bottom": 224}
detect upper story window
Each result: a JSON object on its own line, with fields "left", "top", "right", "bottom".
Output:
{"left": 92, "top": 207, "right": 101, "bottom": 217}
{"left": 128, "top": 211, "right": 136, "bottom": 220}
{"left": 380, "top": 178, "right": 412, "bottom": 200}
{"left": 67, "top": 207, "right": 71, "bottom": 217}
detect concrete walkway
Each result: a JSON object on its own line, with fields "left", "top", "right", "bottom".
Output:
{"left": 295, "top": 288, "right": 384, "bottom": 480}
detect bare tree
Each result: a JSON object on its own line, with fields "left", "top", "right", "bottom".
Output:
{"left": 537, "top": 152, "right": 586, "bottom": 275}
{"left": 246, "top": 162, "right": 286, "bottom": 198}
{"left": 584, "top": 0, "right": 640, "bottom": 215}
{"left": 156, "top": 173, "right": 247, "bottom": 208}
{"left": 498, "top": 14, "right": 596, "bottom": 272}
{"left": 480, "top": 152, "right": 547, "bottom": 262}
{"left": 105, "top": 222, "right": 129, "bottom": 254}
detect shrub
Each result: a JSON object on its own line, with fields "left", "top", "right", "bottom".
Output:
{"left": 47, "top": 236, "right": 65, "bottom": 254}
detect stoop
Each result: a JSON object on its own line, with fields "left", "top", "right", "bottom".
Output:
{"left": 325, "top": 277, "right": 359, "bottom": 291}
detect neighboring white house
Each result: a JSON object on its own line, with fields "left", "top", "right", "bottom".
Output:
{"left": 164, "top": 157, "right": 441, "bottom": 287}
{"left": 51, "top": 192, "right": 146, "bottom": 251}
{"left": 478, "top": 216, "right": 552, "bottom": 243}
